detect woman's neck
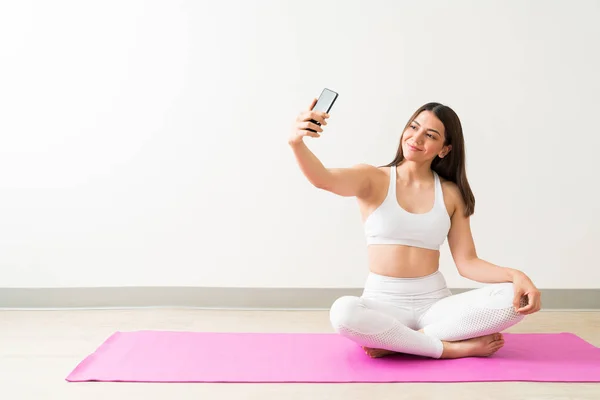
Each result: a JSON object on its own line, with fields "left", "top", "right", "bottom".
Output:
{"left": 397, "top": 160, "right": 434, "bottom": 183}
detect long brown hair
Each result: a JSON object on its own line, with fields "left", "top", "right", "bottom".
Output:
{"left": 383, "top": 102, "right": 475, "bottom": 216}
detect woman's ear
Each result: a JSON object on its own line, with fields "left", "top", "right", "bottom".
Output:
{"left": 439, "top": 145, "right": 452, "bottom": 158}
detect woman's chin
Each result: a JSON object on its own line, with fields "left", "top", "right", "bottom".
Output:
{"left": 403, "top": 151, "right": 423, "bottom": 162}
{"left": 403, "top": 151, "right": 436, "bottom": 164}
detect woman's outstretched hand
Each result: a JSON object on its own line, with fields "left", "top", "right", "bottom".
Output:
{"left": 512, "top": 273, "right": 542, "bottom": 315}
{"left": 289, "top": 98, "right": 329, "bottom": 145}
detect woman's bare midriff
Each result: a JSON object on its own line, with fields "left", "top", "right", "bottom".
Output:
{"left": 367, "top": 245, "right": 440, "bottom": 278}
{"left": 358, "top": 166, "right": 451, "bottom": 278}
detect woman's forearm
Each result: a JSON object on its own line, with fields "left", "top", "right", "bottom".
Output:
{"left": 457, "top": 257, "right": 524, "bottom": 284}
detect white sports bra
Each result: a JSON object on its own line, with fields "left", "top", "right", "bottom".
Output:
{"left": 364, "top": 166, "right": 451, "bottom": 250}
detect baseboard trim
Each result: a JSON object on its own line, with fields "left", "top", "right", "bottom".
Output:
{"left": 1, "top": 287, "right": 599, "bottom": 310}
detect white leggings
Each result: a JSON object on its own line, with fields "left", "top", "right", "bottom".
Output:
{"left": 329, "top": 271, "right": 526, "bottom": 358}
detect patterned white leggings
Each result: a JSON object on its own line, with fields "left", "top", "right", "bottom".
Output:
{"left": 329, "top": 271, "right": 526, "bottom": 358}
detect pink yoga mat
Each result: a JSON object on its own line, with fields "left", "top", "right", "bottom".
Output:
{"left": 66, "top": 331, "right": 600, "bottom": 383}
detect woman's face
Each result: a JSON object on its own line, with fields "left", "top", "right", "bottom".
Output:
{"left": 401, "top": 110, "right": 451, "bottom": 162}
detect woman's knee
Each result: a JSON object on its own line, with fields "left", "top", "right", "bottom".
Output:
{"left": 329, "top": 296, "right": 362, "bottom": 332}
{"left": 485, "top": 283, "right": 526, "bottom": 324}
{"left": 486, "top": 282, "right": 520, "bottom": 308}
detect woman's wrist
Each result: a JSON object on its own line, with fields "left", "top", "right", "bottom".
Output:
{"left": 507, "top": 268, "right": 528, "bottom": 282}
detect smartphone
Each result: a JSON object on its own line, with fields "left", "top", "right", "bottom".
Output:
{"left": 308, "top": 88, "right": 338, "bottom": 132}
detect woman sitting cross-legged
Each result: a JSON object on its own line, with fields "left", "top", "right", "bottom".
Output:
{"left": 288, "top": 100, "right": 541, "bottom": 359}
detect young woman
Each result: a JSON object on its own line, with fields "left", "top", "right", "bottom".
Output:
{"left": 288, "top": 99, "right": 541, "bottom": 359}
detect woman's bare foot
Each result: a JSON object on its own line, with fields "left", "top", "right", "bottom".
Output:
{"left": 441, "top": 333, "right": 505, "bottom": 359}
{"left": 360, "top": 332, "right": 504, "bottom": 359}
{"left": 362, "top": 346, "right": 398, "bottom": 358}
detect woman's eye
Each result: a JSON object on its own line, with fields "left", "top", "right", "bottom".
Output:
{"left": 410, "top": 125, "right": 417, "bottom": 130}
{"left": 426, "top": 134, "right": 434, "bottom": 138}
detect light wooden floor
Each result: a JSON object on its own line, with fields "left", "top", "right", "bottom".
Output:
{"left": 1, "top": 309, "right": 599, "bottom": 399}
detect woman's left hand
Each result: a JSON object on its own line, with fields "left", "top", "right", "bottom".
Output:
{"left": 512, "top": 273, "right": 542, "bottom": 315}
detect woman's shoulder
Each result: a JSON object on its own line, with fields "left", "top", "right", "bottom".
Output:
{"left": 438, "top": 176, "right": 465, "bottom": 210}
{"left": 347, "top": 163, "right": 387, "bottom": 179}
{"left": 374, "top": 165, "right": 395, "bottom": 174}
{"left": 350, "top": 163, "right": 391, "bottom": 177}
{"left": 439, "top": 176, "right": 456, "bottom": 188}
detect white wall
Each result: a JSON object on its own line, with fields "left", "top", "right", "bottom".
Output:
{"left": 1, "top": 0, "right": 599, "bottom": 289}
